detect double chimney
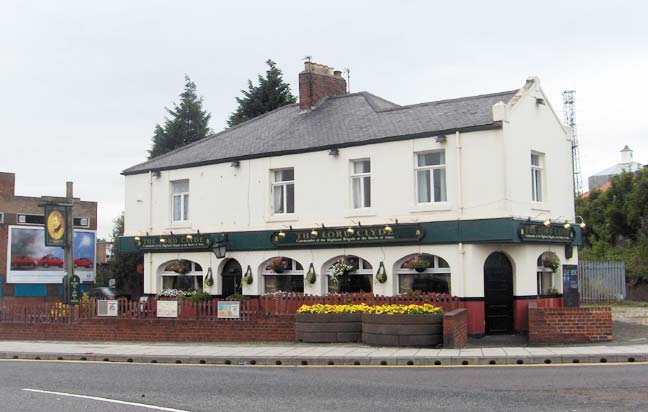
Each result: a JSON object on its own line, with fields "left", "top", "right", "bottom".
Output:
{"left": 299, "top": 61, "right": 347, "bottom": 110}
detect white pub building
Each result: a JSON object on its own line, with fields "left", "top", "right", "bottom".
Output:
{"left": 121, "top": 62, "right": 581, "bottom": 336}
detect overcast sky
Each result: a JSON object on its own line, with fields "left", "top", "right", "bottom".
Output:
{"left": 2, "top": 0, "right": 646, "bottom": 238}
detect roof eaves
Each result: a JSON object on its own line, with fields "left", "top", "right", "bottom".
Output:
{"left": 122, "top": 122, "right": 503, "bottom": 176}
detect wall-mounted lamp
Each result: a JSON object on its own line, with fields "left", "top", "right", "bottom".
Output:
{"left": 576, "top": 216, "right": 586, "bottom": 229}
{"left": 384, "top": 218, "right": 398, "bottom": 234}
{"left": 212, "top": 241, "right": 227, "bottom": 259}
{"left": 159, "top": 238, "right": 166, "bottom": 243}
{"left": 543, "top": 219, "right": 551, "bottom": 227}
{"left": 186, "top": 234, "right": 193, "bottom": 240}
{"left": 535, "top": 97, "right": 546, "bottom": 105}
{"left": 346, "top": 227, "right": 355, "bottom": 236}
{"left": 562, "top": 221, "right": 571, "bottom": 229}
{"left": 436, "top": 135, "right": 447, "bottom": 144}
{"left": 152, "top": 171, "right": 161, "bottom": 178}
{"left": 277, "top": 230, "right": 286, "bottom": 238}
{"left": 328, "top": 148, "right": 339, "bottom": 156}
{"left": 310, "top": 228, "right": 319, "bottom": 238}
{"left": 231, "top": 160, "right": 240, "bottom": 168}
{"left": 134, "top": 235, "right": 141, "bottom": 241}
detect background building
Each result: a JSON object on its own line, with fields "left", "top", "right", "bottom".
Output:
{"left": 586, "top": 146, "right": 644, "bottom": 193}
{"left": 0, "top": 172, "right": 97, "bottom": 302}
{"left": 120, "top": 62, "right": 581, "bottom": 335}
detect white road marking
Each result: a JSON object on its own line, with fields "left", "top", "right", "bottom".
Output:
{"left": 22, "top": 388, "right": 191, "bottom": 412}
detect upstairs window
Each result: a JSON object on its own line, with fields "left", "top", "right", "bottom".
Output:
{"left": 416, "top": 151, "right": 447, "bottom": 203}
{"left": 272, "top": 169, "right": 295, "bottom": 214}
{"left": 351, "top": 159, "right": 371, "bottom": 209}
{"left": 531, "top": 152, "right": 544, "bottom": 202}
{"left": 171, "top": 180, "right": 189, "bottom": 222}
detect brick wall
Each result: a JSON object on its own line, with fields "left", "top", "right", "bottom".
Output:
{"left": 528, "top": 305, "right": 612, "bottom": 344}
{"left": 443, "top": 308, "right": 468, "bottom": 348}
{"left": 0, "top": 316, "right": 296, "bottom": 342}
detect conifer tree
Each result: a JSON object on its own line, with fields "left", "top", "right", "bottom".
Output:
{"left": 148, "top": 76, "right": 211, "bottom": 159}
{"left": 227, "top": 59, "right": 296, "bottom": 127}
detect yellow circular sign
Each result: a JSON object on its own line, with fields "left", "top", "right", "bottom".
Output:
{"left": 47, "top": 210, "right": 65, "bottom": 241}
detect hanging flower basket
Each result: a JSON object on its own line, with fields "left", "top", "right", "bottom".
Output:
{"left": 406, "top": 256, "right": 430, "bottom": 273}
{"left": 204, "top": 268, "right": 214, "bottom": 287}
{"left": 375, "top": 261, "right": 387, "bottom": 283}
{"left": 242, "top": 265, "right": 253, "bottom": 285}
{"left": 542, "top": 254, "right": 560, "bottom": 273}
{"left": 269, "top": 258, "right": 287, "bottom": 273}
{"left": 305, "top": 263, "right": 317, "bottom": 284}
{"left": 330, "top": 260, "right": 355, "bottom": 283}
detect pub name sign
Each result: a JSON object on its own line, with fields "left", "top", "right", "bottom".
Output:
{"left": 135, "top": 234, "right": 213, "bottom": 252}
{"left": 518, "top": 223, "right": 575, "bottom": 243}
{"left": 272, "top": 224, "right": 424, "bottom": 247}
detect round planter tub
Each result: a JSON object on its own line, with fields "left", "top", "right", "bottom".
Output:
{"left": 296, "top": 313, "right": 362, "bottom": 343}
{"left": 362, "top": 313, "right": 443, "bottom": 347}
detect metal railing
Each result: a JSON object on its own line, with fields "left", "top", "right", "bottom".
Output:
{"left": 578, "top": 260, "right": 626, "bottom": 302}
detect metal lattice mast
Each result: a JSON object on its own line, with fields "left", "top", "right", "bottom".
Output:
{"left": 563, "top": 90, "right": 582, "bottom": 196}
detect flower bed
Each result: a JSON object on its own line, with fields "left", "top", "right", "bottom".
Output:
{"left": 296, "top": 303, "right": 443, "bottom": 346}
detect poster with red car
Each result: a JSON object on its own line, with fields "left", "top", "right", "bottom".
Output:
{"left": 7, "top": 226, "right": 96, "bottom": 283}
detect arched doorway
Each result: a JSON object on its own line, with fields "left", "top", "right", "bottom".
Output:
{"left": 221, "top": 259, "right": 242, "bottom": 297}
{"left": 483, "top": 252, "right": 513, "bottom": 334}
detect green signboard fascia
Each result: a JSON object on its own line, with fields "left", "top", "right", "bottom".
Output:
{"left": 116, "top": 218, "right": 581, "bottom": 255}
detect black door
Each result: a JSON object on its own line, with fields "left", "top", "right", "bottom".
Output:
{"left": 484, "top": 252, "right": 514, "bottom": 334}
{"left": 221, "top": 259, "right": 242, "bottom": 297}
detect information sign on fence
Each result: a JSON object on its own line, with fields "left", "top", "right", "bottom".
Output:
{"left": 157, "top": 300, "right": 178, "bottom": 318}
{"left": 97, "top": 300, "right": 118, "bottom": 317}
{"left": 217, "top": 301, "right": 240, "bottom": 319}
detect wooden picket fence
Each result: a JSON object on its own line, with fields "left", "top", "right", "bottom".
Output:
{"left": 0, "top": 293, "right": 459, "bottom": 324}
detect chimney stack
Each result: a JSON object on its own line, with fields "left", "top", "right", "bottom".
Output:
{"left": 0, "top": 172, "right": 15, "bottom": 197}
{"left": 299, "top": 62, "right": 347, "bottom": 110}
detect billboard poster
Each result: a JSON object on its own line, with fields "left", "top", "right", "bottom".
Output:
{"left": 7, "top": 225, "right": 96, "bottom": 284}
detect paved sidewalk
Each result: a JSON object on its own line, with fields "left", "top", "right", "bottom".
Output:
{"left": 1, "top": 340, "right": 647, "bottom": 366}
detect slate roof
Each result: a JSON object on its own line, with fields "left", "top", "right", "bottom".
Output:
{"left": 123, "top": 89, "right": 519, "bottom": 175}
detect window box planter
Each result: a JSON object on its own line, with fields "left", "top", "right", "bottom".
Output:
{"left": 361, "top": 313, "right": 443, "bottom": 347}
{"left": 295, "top": 313, "right": 362, "bottom": 343}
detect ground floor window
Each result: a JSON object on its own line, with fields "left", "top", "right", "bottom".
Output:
{"left": 262, "top": 256, "right": 304, "bottom": 293}
{"left": 327, "top": 256, "right": 373, "bottom": 294}
{"left": 537, "top": 252, "right": 560, "bottom": 295}
{"left": 161, "top": 260, "right": 203, "bottom": 291}
{"left": 398, "top": 254, "right": 451, "bottom": 294}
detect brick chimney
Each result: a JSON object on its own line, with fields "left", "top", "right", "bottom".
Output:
{"left": 299, "top": 62, "right": 347, "bottom": 110}
{"left": 0, "top": 172, "right": 15, "bottom": 197}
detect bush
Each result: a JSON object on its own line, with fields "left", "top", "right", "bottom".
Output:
{"left": 188, "top": 290, "right": 211, "bottom": 302}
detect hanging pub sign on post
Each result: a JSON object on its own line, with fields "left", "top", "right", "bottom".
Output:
{"left": 44, "top": 205, "right": 67, "bottom": 247}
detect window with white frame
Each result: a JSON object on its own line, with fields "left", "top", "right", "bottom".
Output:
{"left": 327, "top": 256, "right": 373, "bottom": 294}
{"left": 171, "top": 180, "right": 189, "bottom": 222}
{"left": 537, "top": 252, "right": 560, "bottom": 295}
{"left": 262, "top": 257, "right": 304, "bottom": 293}
{"left": 351, "top": 159, "right": 371, "bottom": 209}
{"left": 161, "top": 260, "right": 203, "bottom": 290}
{"left": 398, "top": 254, "right": 451, "bottom": 294}
{"left": 271, "top": 168, "right": 295, "bottom": 214}
{"left": 415, "top": 151, "right": 447, "bottom": 204}
{"left": 531, "top": 152, "right": 544, "bottom": 202}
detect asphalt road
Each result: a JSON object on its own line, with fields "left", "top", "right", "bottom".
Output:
{"left": 1, "top": 360, "right": 647, "bottom": 412}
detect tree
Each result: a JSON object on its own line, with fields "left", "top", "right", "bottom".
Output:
{"left": 227, "top": 59, "right": 296, "bottom": 127}
{"left": 106, "top": 213, "right": 143, "bottom": 297}
{"left": 577, "top": 168, "right": 648, "bottom": 283}
{"left": 148, "top": 76, "right": 211, "bottom": 159}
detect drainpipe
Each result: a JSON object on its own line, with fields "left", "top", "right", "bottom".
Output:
{"left": 148, "top": 171, "right": 153, "bottom": 233}
{"left": 456, "top": 131, "right": 466, "bottom": 298}
{"left": 148, "top": 171, "right": 154, "bottom": 293}
{"left": 455, "top": 131, "right": 464, "bottom": 218}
